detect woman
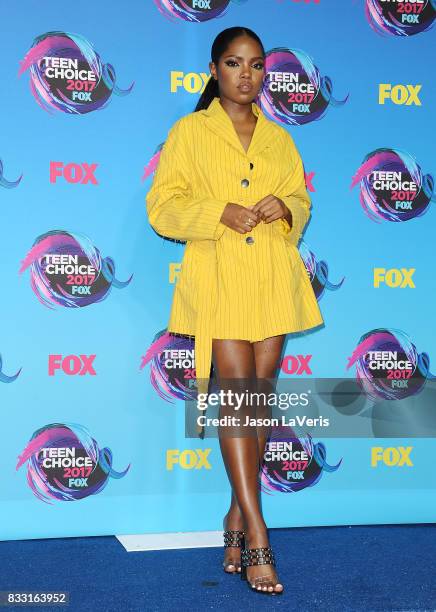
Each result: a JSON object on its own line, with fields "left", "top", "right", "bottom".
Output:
{"left": 146, "top": 26, "right": 324, "bottom": 595}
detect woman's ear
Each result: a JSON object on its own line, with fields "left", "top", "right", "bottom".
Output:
{"left": 209, "top": 61, "right": 217, "bottom": 81}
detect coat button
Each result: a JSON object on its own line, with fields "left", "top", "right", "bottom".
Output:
{"left": 249, "top": 162, "right": 254, "bottom": 170}
{"left": 241, "top": 178, "right": 249, "bottom": 188}
{"left": 245, "top": 236, "right": 254, "bottom": 245}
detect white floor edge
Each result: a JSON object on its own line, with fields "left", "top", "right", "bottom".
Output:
{"left": 116, "top": 531, "right": 224, "bottom": 552}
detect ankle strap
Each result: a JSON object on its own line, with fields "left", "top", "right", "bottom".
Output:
{"left": 223, "top": 530, "right": 245, "bottom": 547}
{"left": 241, "top": 546, "right": 275, "bottom": 567}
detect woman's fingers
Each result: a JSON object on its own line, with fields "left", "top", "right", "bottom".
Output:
{"left": 251, "top": 196, "right": 282, "bottom": 220}
{"left": 227, "top": 202, "right": 285, "bottom": 233}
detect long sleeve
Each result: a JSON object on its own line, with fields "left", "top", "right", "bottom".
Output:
{"left": 146, "top": 116, "right": 229, "bottom": 242}
{"left": 274, "top": 129, "right": 312, "bottom": 247}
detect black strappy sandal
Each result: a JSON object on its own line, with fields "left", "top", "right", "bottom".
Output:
{"left": 222, "top": 530, "right": 245, "bottom": 574}
{"left": 240, "top": 545, "right": 284, "bottom": 594}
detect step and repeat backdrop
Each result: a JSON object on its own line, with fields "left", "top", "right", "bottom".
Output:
{"left": 0, "top": 1, "right": 435, "bottom": 541}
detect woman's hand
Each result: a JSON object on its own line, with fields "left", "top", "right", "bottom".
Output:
{"left": 250, "top": 195, "right": 293, "bottom": 226}
{"left": 220, "top": 203, "right": 261, "bottom": 234}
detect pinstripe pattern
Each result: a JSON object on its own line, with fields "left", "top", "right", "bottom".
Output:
{"left": 146, "top": 96, "right": 324, "bottom": 396}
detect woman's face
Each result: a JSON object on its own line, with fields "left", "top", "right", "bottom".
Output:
{"left": 210, "top": 35, "right": 265, "bottom": 104}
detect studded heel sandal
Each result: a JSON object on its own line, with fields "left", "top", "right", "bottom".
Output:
{"left": 223, "top": 530, "right": 245, "bottom": 573}
{"left": 240, "top": 545, "right": 283, "bottom": 594}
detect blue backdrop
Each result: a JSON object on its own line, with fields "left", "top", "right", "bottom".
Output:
{"left": 0, "top": 0, "right": 435, "bottom": 540}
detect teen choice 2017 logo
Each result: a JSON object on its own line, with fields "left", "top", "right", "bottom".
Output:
{"left": 365, "top": 0, "right": 436, "bottom": 37}
{"left": 153, "top": 0, "right": 247, "bottom": 22}
{"left": 16, "top": 423, "right": 130, "bottom": 504}
{"left": 261, "top": 427, "right": 341, "bottom": 494}
{"left": 19, "top": 31, "right": 134, "bottom": 114}
{"left": 141, "top": 330, "right": 216, "bottom": 402}
{"left": 19, "top": 230, "right": 132, "bottom": 308}
{"left": 259, "top": 47, "right": 348, "bottom": 126}
{"left": 351, "top": 148, "right": 435, "bottom": 223}
{"left": 347, "top": 328, "right": 436, "bottom": 401}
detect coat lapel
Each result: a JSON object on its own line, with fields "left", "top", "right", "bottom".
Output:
{"left": 200, "top": 96, "right": 275, "bottom": 157}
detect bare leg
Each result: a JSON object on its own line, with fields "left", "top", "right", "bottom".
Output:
{"left": 213, "top": 340, "right": 255, "bottom": 574}
{"left": 252, "top": 335, "right": 286, "bottom": 488}
{"left": 212, "top": 338, "right": 285, "bottom": 593}
{"left": 248, "top": 335, "right": 285, "bottom": 593}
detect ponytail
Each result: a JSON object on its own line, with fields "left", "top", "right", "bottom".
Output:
{"left": 194, "top": 76, "right": 219, "bottom": 112}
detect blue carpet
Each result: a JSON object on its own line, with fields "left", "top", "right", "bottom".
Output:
{"left": 1, "top": 525, "right": 436, "bottom": 611}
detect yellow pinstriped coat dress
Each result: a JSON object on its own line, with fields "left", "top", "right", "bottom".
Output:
{"left": 146, "top": 96, "right": 324, "bottom": 396}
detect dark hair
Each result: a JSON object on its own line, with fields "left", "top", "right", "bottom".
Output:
{"left": 194, "top": 26, "right": 265, "bottom": 112}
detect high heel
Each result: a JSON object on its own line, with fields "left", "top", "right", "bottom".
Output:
{"left": 240, "top": 542, "right": 283, "bottom": 594}
{"left": 222, "top": 530, "right": 245, "bottom": 574}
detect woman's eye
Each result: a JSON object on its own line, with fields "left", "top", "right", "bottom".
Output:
{"left": 225, "top": 60, "right": 264, "bottom": 70}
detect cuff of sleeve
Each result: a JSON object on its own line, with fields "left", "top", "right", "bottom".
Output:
{"left": 201, "top": 199, "right": 228, "bottom": 240}
{"left": 279, "top": 217, "right": 292, "bottom": 235}
{"left": 281, "top": 195, "right": 310, "bottom": 243}
{"left": 213, "top": 221, "right": 227, "bottom": 240}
